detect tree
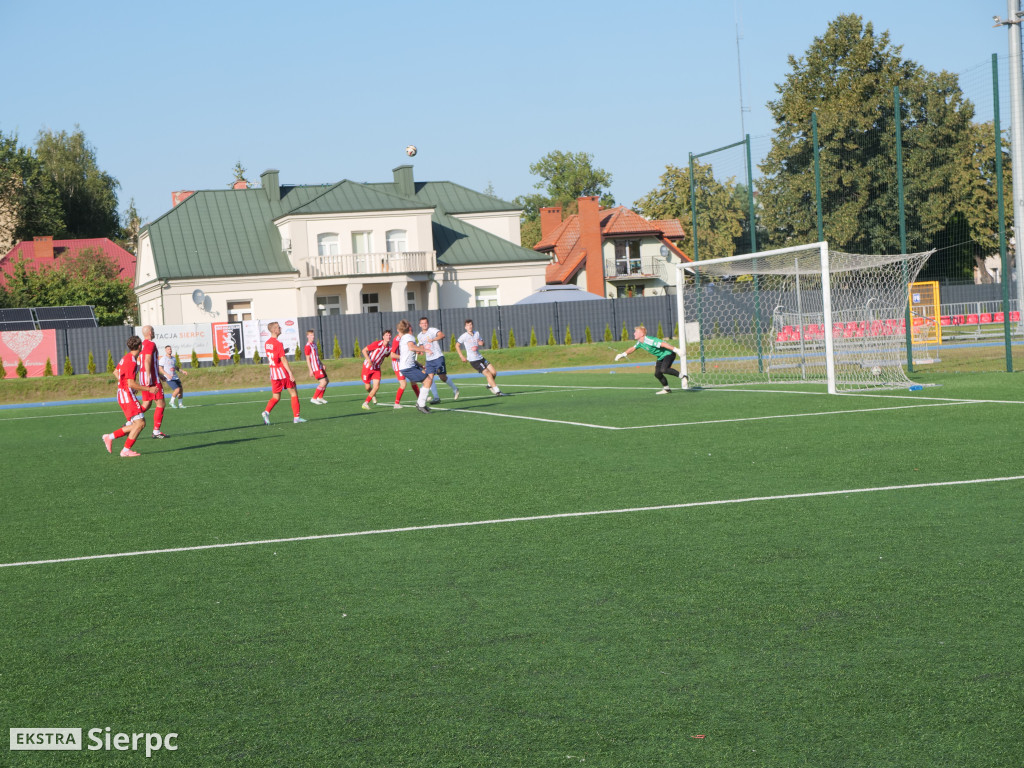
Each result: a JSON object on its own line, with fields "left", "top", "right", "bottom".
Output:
{"left": 230, "top": 161, "right": 249, "bottom": 188}
{"left": 117, "top": 198, "right": 141, "bottom": 254}
{"left": 635, "top": 161, "right": 746, "bottom": 261}
{"left": 0, "top": 131, "right": 63, "bottom": 253}
{"left": 757, "top": 14, "right": 995, "bottom": 265}
{"left": 514, "top": 151, "right": 615, "bottom": 248}
{"left": 35, "top": 127, "right": 120, "bottom": 240}
{"left": 0, "top": 247, "right": 137, "bottom": 325}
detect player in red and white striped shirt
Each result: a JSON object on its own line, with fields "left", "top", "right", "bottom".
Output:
{"left": 261, "top": 322, "right": 305, "bottom": 424}
{"left": 138, "top": 325, "right": 168, "bottom": 438}
{"left": 101, "top": 336, "right": 159, "bottom": 457}
{"left": 390, "top": 322, "right": 420, "bottom": 409}
{"left": 304, "top": 329, "right": 329, "bottom": 404}
{"left": 360, "top": 329, "right": 392, "bottom": 410}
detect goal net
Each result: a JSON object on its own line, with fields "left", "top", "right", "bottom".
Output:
{"left": 673, "top": 242, "right": 934, "bottom": 393}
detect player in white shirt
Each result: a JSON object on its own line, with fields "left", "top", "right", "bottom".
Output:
{"left": 158, "top": 345, "right": 189, "bottom": 407}
{"left": 396, "top": 319, "right": 433, "bottom": 414}
{"left": 455, "top": 319, "right": 504, "bottom": 396}
{"left": 417, "top": 317, "right": 459, "bottom": 403}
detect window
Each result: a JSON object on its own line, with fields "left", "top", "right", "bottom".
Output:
{"left": 227, "top": 300, "right": 252, "bottom": 322}
{"left": 614, "top": 239, "right": 642, "bottom": 275}
{"left": 386, "top": 229, "right": 407, "bottom": 253}
{"left": 317, "top": 233, "right": 340, "bottom": 256}
{"left": 352, "top": 231, "right": 372, "bottom": 254}
{"left": 406, "top": 290, "right": 416, "bottom": 311}
{"left": 616, "top": 284, "right": 645, "bottom": 299}
{"left": 317, "top": 295, "right": 341, "bottom": 316}
{"left": 475, "top": 286, "right": 499, "bottom": 307}
{"left": 362, "top": 292, "right": 380, "bottom": 313}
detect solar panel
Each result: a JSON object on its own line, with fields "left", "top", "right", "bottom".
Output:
{"left": 0, "top": 308, "right": 37, "bottom": 331}
{"left": 33, "top": 305, "right": 98, "bottom": 322}
{"left": 0, "top": 308, "right": 35, "bottom": 323}
{"left": 32, "top": 305, "right": 98, "bottom": 329}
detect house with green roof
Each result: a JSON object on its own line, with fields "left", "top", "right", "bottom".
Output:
{"left": 134, "top": 166, "right": 549, "bottom": 324}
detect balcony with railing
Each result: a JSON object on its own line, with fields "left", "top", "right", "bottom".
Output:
{"left": 603, "top": 256, "right": 672, "bottom": 283}
{"left": 303, "top": 250, "right": 436, "bottom": 279}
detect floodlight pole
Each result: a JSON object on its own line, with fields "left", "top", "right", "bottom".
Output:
{"left": 1000, "top": 0, "right": 1024, "bottom": 332}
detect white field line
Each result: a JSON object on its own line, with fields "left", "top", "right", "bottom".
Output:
{"left": 3, "top": 474, "right": 1022, "bottom": 570}
{"left": 443, "top": 398, "right": 973, "bottom": 430}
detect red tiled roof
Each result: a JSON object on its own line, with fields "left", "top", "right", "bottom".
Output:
{"left": 0, "top": 238, "right": 136, "bottom": 287}
{"left": 535, "top": 206, "right": 688, "bottom": 283}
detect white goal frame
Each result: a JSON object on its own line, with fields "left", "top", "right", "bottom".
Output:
{"left": 674, "top": 241, "right": 933, "bottom": 394}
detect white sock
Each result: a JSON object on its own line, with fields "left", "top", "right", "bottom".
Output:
{"left": 430, "top": 384, "right": 438, "bottom": 398}
{"left": 449, "top": 380, "right": 458, "bottom": 393}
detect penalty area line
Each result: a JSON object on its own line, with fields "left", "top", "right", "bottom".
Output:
{"left": 3, "top": 474, "right": 1024, "bottom": 569}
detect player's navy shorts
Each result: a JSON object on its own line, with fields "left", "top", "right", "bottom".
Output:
{"left": 470, "top": 358, "right": 490, "bottom": 373}
{"left": 167, "top": 377, "right": 182, "bottom": 390}
{"left": 400, "top": 365, "right": 427, "bottom": 383}
{"left": 424, "top": 357, "right": 447, "bottom": 375}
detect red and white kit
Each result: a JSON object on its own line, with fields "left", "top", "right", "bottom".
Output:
{"left": 116, "top": 353, "right": 144, "bottom": 421}
{"left": 266, "top": 337, "right": 295, "bottom": 393}
{"left": 138, "top": 338, "right": 163, "bottom": 401}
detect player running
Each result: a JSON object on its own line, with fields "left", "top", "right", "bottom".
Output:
{"left": 397, "top": 319, "right": 434, "bottom": 414}
{"left": 615, "top": 324, "right": 685, "bottom": 394}
{"left": 304, "top": 329, "right": 329, "bottom": 404}
{"left": 360, "top": 329, "right": 392, "bottom": 410}
{"left": 417, "top": 316, "right": 459, "bottom": 403}
{"left": 158, "top": 345, "right": 188, "bottom": 408}
{"left": 102, "top": 336, "right": 160, "bottom": 457}
{"left": 390, "top": 323, "right": 421, "bottom": 409}
{"left": 261, "top": 322, "right": 306, "bottom": 424}
{"left": 137, "top": 325, "right": 168, "bottom": 437}
{"left": 455, "top": 319, "right": 504, "bottom": 396}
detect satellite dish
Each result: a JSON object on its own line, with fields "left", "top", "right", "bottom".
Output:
{"left": 192, "top": 289, "right": 206, "bottom": 306}
{"left": 202, "top": 296, "right": 213, "bottom": 312}
{"left": 660, "top": 245, "right": 671, "bottom": 258}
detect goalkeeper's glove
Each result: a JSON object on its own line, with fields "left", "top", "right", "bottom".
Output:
{"left": 673, "top": 347, "right": 683, "bottom": 354}
{"left": 615, "top": 353, "right": 626, "bottom": 361}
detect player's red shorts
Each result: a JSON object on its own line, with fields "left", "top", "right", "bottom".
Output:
{"left": 392, "top": 362, "right": 406, "bottom": 382}
{"left": 361, "top": 368, "right": 381, "bottom": 384}
{"left": 309, "top": 366, "right": 326, "bottom": 380}
{"left": 271, "top": 378, "right": 297, "bottom": 394}
{"left": 119, "top": 397, "right": 144, "bottom": 421}
{"left": 140, "top": 383, "right": 164, "bottom": 402}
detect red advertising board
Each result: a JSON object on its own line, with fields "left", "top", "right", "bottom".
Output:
{"left": 0, "top": 330, "right": 58, "bottom": 378}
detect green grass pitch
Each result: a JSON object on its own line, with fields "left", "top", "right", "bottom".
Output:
{"left": 1, "top": 370, "right": 1022, "bottom": 766}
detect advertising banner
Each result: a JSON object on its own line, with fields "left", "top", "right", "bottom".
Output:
{"left": 0, "top": 330, "right": 58, "bottom": 378}
{"left": 135, "top": 325, "right": 214, "bottom": 361}
{"left": 211, "top": 322, "right": 243, "bottom": 360}
{"left": 243, "top": 318, "right": 300, "bottom": 358}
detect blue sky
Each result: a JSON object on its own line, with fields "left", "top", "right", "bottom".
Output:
{"left": 3, "top": 0, "right": 1015, "bottom": 226}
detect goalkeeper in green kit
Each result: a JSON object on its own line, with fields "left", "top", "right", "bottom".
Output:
{"left": 614, "top": 324, "right": 685, "bottom": 394}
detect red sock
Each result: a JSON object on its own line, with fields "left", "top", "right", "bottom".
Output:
{"left": 124, "top": 437, "right": 136, "bottom": 449}
{"left": 291, "top": 395, "right": 300, "bottom": 417}
{"left": 113, "top": 428, "right": 127, "bottom": 439}
{"left": 412, "top": 383, "right": 420, "bottom": 395}
{"left": 154, "top": 406, "right": 164, "bottom": 431}
{"left": 315, "top": 386, "right": 326, "bottom": 398}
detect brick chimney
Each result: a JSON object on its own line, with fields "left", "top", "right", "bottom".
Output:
{"left": 33, "top": 235, "right": 55, "bottom": 261}
{"left": 577, "top": 196, "right": 605, "bottom": 297}
{"left": 232, "top": 180, "right": 248, "bottom": 190}
{"left": 539, "top": 206, "right": 563, "bottom": 240}
{"left": 172, "top": 190, "right": 195, "bottom": 207}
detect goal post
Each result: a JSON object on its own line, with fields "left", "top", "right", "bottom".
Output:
{"left": 674, "top": 242, "right": 934, "bottom": 393}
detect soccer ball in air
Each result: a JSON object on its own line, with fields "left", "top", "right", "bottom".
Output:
{"left": 405, "top": 145, "right": 417, "bottom": 157}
